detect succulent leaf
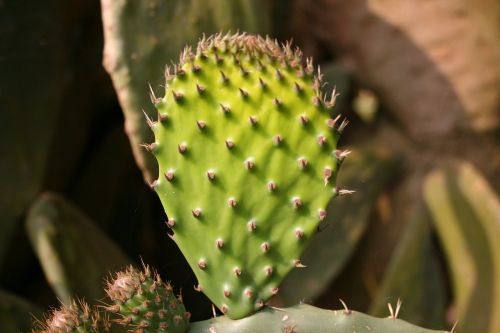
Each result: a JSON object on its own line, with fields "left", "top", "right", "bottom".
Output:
{"left": 151, "top": 33, "right": 343, "bottom": 319}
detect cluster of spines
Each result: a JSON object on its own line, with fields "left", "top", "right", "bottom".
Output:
{"left": 105, "top": 266, "right": 190, "bottom": 333}
{"left": 159, "top": 32, "right": 344, "bottom": 111}
{"left": 32, "top": 300, "right": 104, "bottom": 333}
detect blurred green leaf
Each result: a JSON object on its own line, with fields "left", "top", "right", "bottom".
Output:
{"left": 26, "top": 193, "right": 132, "bottom": 305}
{"left": 0, "top": 289, "right": 43, "bottom": 333}
{"left": 369, "top": 209, "right": 447, "bottom": 328}
{"left": 0, "top": 0, "right": 67, "bottom": 271}
{"left": 424, "top": 161, "right": 500, "bottom": 333}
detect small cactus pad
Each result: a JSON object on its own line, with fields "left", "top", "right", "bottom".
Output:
{"left": 150, "top": 33, "right": 345, "bottom": 319}
{"left": 34, "top": 300, "right": 104, "bottom": 333}
{"left": 106, "top": 266, "right": 190, "bottom": 333}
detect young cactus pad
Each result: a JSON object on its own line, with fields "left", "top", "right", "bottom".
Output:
{"left": 106, "top": 266, "right": 190, "bottom": 333}
{"left": 150, "top": 33, "right": 345, "bottom": 319}
{"left": 33, "top": 300, "right": 103, "bottom": 333}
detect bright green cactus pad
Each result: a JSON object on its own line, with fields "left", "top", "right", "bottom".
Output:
{"left": 150, "top": 33, "right": 346, "bottom": 319}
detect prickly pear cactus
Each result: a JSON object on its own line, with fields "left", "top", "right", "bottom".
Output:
{"left": 33, "top": 300, "right": 103, "bottom": 333}
{"left": 150, "top": 33, "right": 346, "bottom": 319}
{"left": 106, "top": 266, "right": 190, "bottom": 333}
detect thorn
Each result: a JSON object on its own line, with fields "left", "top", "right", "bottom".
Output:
{"left": 325, "top": 88, "right": 338, "bottom": 108}
{"left": 223, "top": 289, "right": 231, "bottom": 298}
{"left": 335, "top": 188, "right": 355, "bottom": 196}
{"left": 326, "top": 115, "right": 341, "bottom": 128}
{"left": 297, "top": 157, "right": 308, "bottom": 169}
{"left": 244, "top": 288, "right": 253, "bottom": 298}
{"left": 273, "top": 97, "right": 282, "bottom": 107}
{"left": 158, "top": 112, "right": 169, "bottom": 123}
{"left": 294, "top": 82, "right": 302, "bottom": 94}
{"left": 164, "top": 65, "right": 174, "bottom": 81}
{"left": 220, "top": 70, "right": 229, "bottom": 83}
{"left": 245, "top": 158, "right": 255, "bottom": 170}
{"left": 178, "top": 143, "right": 187, "bottom": 154}
{"left": 211, "top": 304, "right": 217, "bottom": 318}
{"left": 338, "top": 119, "right": 349, "bottom": 133}
{"left": 339, "top": 299, "right": 351, "bottom": 315}
{"left": 264, "top": 266, "right": 273, "bottom": 276}
{"left": 192, "top": 208, "right": 202, "bottom": 218}
{"left": 256, "top": 300, "right": 264, "bottom": 308}
{"left": 141, "top": 142, "right": 157, "bottom": 152}
{"left": 293, "top": 259, "right": 306, "bottom": 268}
{"left": 267, "top": 181, "right": 277, "bottom": 192}
{"left": 143, "top": 110, "right": 156, "bottom": 128}
{"left": 207, "top": 169, "right": 216, "bottom": 181}
{"left": 273, "top": 134, "right": 283, "bottom": 146}
{"left": 216, "top": 238, "right": 224, "bottom": 249}
{"left": 313, "top": 96, "right": 322, "bottom": 107}
{"left": 258, "top": 77, "right": 267, "bottom": 89}
{"left": 318, "top": 209, "right": 327, "bottom": 221}
{"left": 324, "top": 167, "right": 332, "bottom": 185}
{"left": 172, "top": 90, "right": 184, "bottom": 102}
{"left": 271, "top": 287, "right": 279, "bottom": 295}
{"left": 166, "top": 218, "right": 175, "bottom": 228}
{"left": 233, "top": 267, "right": 242, "bottom": 277}
{"left": 239, "top": 65, "right": 249, "bottom": 76}
{"left": 215, "top": 54, "right": 223, "bottom": 64}
{"left": 295, "top": 228, "right": 304, "bottom": 239}
{"left": 249, "top": 115, "right": 258, "bottom": 125}
{"left": 276, "top": 69, "right": 283, "bottom": 80}
{"left": 299, "top": 114, "right": 309, "bottom": 125}
{"left": 176, "top": 68, "right": 186, "bottom": 77}
{"left": 450, "top": 320, "right": 459, "bottom": 333}
{"left": 232, "top": 54, "right": 240, "bottom": 65}
{"left": 149, "top": 180, "right": 159, "bottom": 190}
{"left": 225, "top": 139, "right": 235, "bottom": 149}
{"left": 220, "top": 103, "right": 231, "bottom": 114}
{"left": 261, "top": 242, "right": 270, "bottom": 252}
{"left": 220, "top": 305, "right": 228, "bottom": 314}
{"left": 317, "top": 134, "right": 327, "bottom": 146}
{"left": 247, "top": 219, "right": 257, "bottom": 231}
{"left": 292, "top": 196, "right": 302, "bottom": 209}
{"left": 196, "top": 83, "right": 205, "bottom": 94}
{"left": 228, "top": 197, "right": 237, "bottom": 207}
{"left": 395, "top": 298, "right": 402, "bottom": 318}
{"left": 239, "top": 88, "right": 249, "bottom": 98}
{"left": 335, "top": 149, "right": 352, "bottom": 161}
{"left": 196, "top": 119, "right": 206, "bottom": 130}
{"left": 387, "top": 298, "right": 402, "bottom": 319}
{"left": 148, "top": 83, "right": 160, "bottom": 105}
{"left": 106, "top": 304, "right": 120, "bottom": 313}
{"left": 257, "top": 59, "right": 265, "bottom": 71}
{"left": 192, "top": 64, "right": 201, "bottom": 73}
{"left": 198, "top": 259, "right": 207, "bottom": 270}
